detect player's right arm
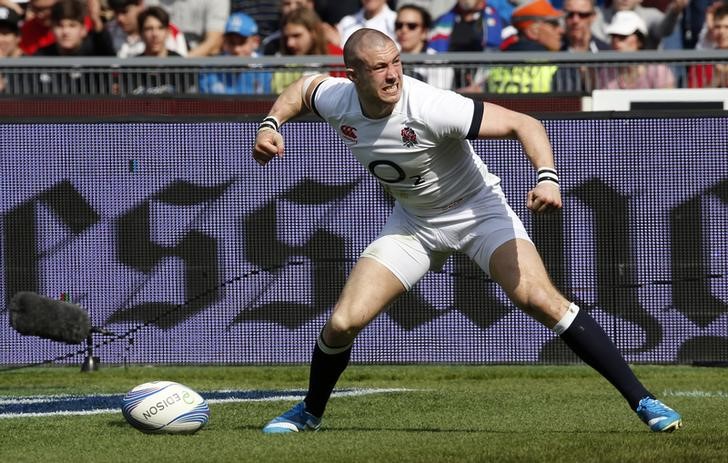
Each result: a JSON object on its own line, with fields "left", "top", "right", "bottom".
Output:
{"left": 252, "top": 74, "right": 329, "bottom": 166}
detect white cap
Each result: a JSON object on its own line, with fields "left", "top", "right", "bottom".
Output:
{"left": 605, "top": 10, "right": 648, "bottom": 36}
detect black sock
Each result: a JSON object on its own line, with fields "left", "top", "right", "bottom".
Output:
{"left": 560, "top": 307, "right": 652, "bottom": 410}
{"left": 303, "top": 335, "right": 352, "bottom": 418}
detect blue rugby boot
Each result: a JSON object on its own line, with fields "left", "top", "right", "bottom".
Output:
{"left": 262, "top": 401, "right": 322, "bottom": 433}
{"left": 635, "top": 397, "right": 682, "bottom": 432}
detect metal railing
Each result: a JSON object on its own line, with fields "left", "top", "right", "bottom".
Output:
{"left": 0, "top": 50, "right": 726, "bottom": 97}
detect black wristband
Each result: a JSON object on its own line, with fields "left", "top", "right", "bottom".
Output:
{"left": 537, "top": 167, "right": 559, "bottom": 186}
{"left": 258, "top": 116, "right": 280, "bottom": 133}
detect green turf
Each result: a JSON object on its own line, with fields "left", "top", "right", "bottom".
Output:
{"left": 1, "top": 365, "right": 726, "bottom": 463}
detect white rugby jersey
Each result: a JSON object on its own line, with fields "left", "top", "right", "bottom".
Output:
{"left": 311, "top": 75, "right": 501, "bottom": 217}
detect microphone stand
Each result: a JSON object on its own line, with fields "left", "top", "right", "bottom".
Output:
{"left": 81, "top": 328, "right": 116, "bottom": 372}
{"left": 81, "top": 334, "right": 99, "bottom": 372}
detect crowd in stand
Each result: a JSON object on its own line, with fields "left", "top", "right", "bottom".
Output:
{"left": 0, "top": 0, "right": 725, "bottom": 92}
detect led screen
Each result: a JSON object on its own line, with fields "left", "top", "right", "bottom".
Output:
{"left": 1, "top": 118, "right": 726, "bottom": 365}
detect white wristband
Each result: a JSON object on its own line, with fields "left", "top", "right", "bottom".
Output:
{"left": 537, "top": 167, "right": 559, "bottom": 186}
{"left": 258, "top": 115, "right": 281, "bottom": 133}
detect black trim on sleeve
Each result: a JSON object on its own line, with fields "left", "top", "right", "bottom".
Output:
{"left": 465, "top": 100, "right": 484, "bottom": 140}
{"left": 309, "top": 80, "right": 326, "bottom": 119}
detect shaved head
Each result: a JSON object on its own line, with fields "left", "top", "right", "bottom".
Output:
{"left": 344, "top": 28, "right": 395, "bottom": 71}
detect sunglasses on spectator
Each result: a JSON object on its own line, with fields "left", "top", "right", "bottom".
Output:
{"left": 542, "top": 19, "right": 562, "bottom": 27}
{"left": 395, "top": 21, "right": 422, "bottom": 31}
{"left": 565, "top": 10, "right": 594, "bottom": 19}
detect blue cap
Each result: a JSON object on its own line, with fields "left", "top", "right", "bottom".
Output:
{"left": 225, "top": 12, "right": 258, "bottom": 37}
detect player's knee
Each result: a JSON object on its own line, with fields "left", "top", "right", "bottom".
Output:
{"left": 523, "top": 286, "right": 554, "bottom": 313}
{"left": 511, "top": 277, "right": 560, "bottom": 317}
{"left": 327, "top": 312, "right": 365, "bottom": 339}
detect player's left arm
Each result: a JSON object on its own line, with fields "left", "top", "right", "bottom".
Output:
{"left": 477, "top": 102, "right": 562, "bottom": 213}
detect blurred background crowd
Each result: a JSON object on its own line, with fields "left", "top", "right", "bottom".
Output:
{"left": 0, "top": 0, "right": 725, "bottom": 92}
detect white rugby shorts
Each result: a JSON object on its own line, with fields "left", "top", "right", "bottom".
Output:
{"left": 360, "top": 184, "right": 532, "bottom": 290}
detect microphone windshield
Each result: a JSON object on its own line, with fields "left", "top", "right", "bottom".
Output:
{"left": 9, "top": 292, "right": 91, "bottom": 344}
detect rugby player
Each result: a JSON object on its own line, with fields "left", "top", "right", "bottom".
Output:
{"left": 252, "top": 28, "right": 682, "bottom": 434}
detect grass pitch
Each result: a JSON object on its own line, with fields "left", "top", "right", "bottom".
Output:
{"left": 0, "top": 364, "right": 726, "bottom": 463}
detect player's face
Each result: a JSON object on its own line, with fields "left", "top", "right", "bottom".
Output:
{"left": 53, "top": 19, "right": 87, "bottom": 52}
{"left": 349, "top": 41, "right": 403, "bottom": 116}
{"left": 141, "top": 16, "right": 168, "bottom": 56}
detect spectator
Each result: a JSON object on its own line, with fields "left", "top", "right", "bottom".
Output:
{"left": 337, "top": 0, "right": 397, "bottom": 46}
{"left": 428, "top": 0, "right": 505, "bottom": 89}
{"left": 395, "top": 3, "right": 453, "bottom": 89}
{"left": 563, "top": 0, "right": 609, "bottom": 51}
{"left": 696, "top": 0, "right": 728, "bottom": 48}
{"left": 506, "top": 0, "right": 565, "bottom": 51}
{"left": 0, "top": 6, "right": 22, "bottom": 57}
{"left": 429, "top": 0, "right": 505, "bottom": 52}
{"left": 0, "top": 0, "right": 24, "bottom": 16}
{"left": 105, "top": 0, "right": 187, "bottom": 58}
{"left": 400, "top": 0, "right": 462, "bottom": 20}
{"left": 592, "top": 0, "right": 689, "bottom": 49}
{"left": 271, "top": 8, "right": 344, "bottom": 93}
{"left": 145, "top": 0, "right": 229, "bottom": 56}
{"left": 124, "top": 6, "right": 183, "bottom": 94}
{"left": 281, "top": 7, "right": 343, "bottom": 55}
{"left": 35, "top": 0, "right": 114, "bottom": 55}
{"left": 489, "top": 0, "right": 565, "bottom": 93}
{"left": 29, "top": 0, "right": 113, "bottom": 94}
{"left": 262, "top": 0, "right": 339, "bottom": 55}
{"left": 199, "top": 12, "right": 273, "bottom": 94}
{"left": 132, "top": 5, "right": 178, "bottom": 56}
{"left": 595, "top": 10, "right": 676, "bottom": 89}
{"left": 559, "top": 0, "right": 609, "bottom": 92}
{"left": 315, "top": 0, "right": 370, "bottom": 27}
{"left": 668, "top": 0, "right": 712, "bottom": 49}
{"left": 0, "top": 5, "right": 22, "bottom": 94}
{"left": 689, "top": 3, "right": 728, "bottom": 87}
{"left": 395, "top": 3, "right": 430, "bottom": 54}
{"left": 262, "top": 0, "right": 311, "bottom": 55}
{"left": 230, "top": 0, "right": 281, "bottom": 39}
{"left": 19, "top": 0, "right": 61, "bottom": 54}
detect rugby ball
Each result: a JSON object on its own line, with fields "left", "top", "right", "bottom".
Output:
{"left": 121, "top": 381, "right": 209, "bottom": 434}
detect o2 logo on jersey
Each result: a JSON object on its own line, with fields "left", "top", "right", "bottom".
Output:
{"left": 340, "top": 125, "right": 358, "bottom": 143}
{"left": 401, "top": 126, "right": 417, "bottom": 147}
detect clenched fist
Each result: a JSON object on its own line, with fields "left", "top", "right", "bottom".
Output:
{"left": 253, "top": 129, "right": 285, "bottom": 166}
{"left": 527, "top": 182, "right": 562, "bottom": 213}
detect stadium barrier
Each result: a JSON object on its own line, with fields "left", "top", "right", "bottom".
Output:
{"left": 0, "top": 50, "right": 726, "bottom": 97}
{"left": 0, "top": 115, "right": 726, "bottom": 367}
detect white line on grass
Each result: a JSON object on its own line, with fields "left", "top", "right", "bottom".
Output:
{"left": 206, "top": 387, "right": 415, "bottom": 404}
{"left": 0, "top": 388, "right": 415, "bottom": 419}
{"left": 0, "top": 408, "right": 120, "bottom": 418}
{"left": 662, "top": 389, "right": 728, "bottom": 398}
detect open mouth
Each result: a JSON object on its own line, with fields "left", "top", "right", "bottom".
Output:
{"left": 382, "top": 82, "right": 399, "bottom": 95}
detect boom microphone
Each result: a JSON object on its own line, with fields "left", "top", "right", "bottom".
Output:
{"left": 9, "top": 292, "right": 91, "bottom": 344}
